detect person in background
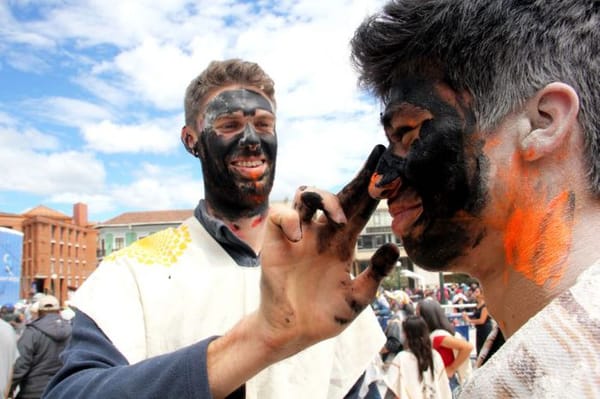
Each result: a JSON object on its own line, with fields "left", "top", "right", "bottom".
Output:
{"left": 417, "top": 300, "right": 473, "bottom": 394}
{"left": 384, "top": 315, "right": 451, "bottom": 399}
{"left": 0, "top": 318, "right": 19, "bottom": 399}
{"left": 349, "top": 0, "right": 600, "bottom": 396}
{"left": 11, "top": 295, "right": 71, "bottom": 399}
{"left": 461, "top": 287, "right": 504, "bottom": 363}
{"left": 43, "top": 59, "right": 398, "bottom": 399}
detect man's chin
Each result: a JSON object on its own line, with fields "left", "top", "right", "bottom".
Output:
{"left": 403, "top": 238, "right": 458, "bottom": 272}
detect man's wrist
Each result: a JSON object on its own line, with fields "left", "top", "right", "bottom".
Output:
{"left": 206, "top": 311, "right": 291, "bottom": 398}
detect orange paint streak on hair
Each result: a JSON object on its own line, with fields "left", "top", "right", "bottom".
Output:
{"left": 504, "top": 190, "right": 574, "bottom": 288}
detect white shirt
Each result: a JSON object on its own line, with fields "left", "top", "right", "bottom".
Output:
{"left": 0, "top": 319, "right": 19, "bottom": 398}
{"left": 385, "top": 349, "right": 451, "bottom": 399}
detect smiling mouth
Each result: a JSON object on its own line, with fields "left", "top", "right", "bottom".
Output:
{"left": 231, "top": 160, "right": 265, "bottom": 168}
{"left": 230, "top": 158, "right": 268, "bottom": 179}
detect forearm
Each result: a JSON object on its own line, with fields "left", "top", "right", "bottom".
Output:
{"left": 448, "top": 347, "right": 471, "bottom": 373}
{"left": 43, "top": 310, "right": 213, "bottom": 399}
{"left": 207, "top": 312, "right": 286, "bottom": 398}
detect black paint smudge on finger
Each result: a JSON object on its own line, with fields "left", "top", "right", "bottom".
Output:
{"left": 298, "top": 191, "right": 324, "bottom": 222}
{"left": 370, "top": 243, "right": 400, "bottom": 280}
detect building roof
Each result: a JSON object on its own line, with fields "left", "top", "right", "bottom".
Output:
{"left": 0, "top": 211, "right": 21, "bottom": 217}
{"left": 100, "top": 209, "right": 194, "bottom": 226}
{"left": 22, "top": 205, "right": 71, "bottom": 220}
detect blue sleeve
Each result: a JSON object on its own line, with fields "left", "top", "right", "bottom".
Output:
{"left": 42, "top": 309, "right": 219, "bottom": 399}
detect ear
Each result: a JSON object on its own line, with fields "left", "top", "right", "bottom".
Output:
{"left": 181, "top": 126, "right": 199, "bottom": 156}
{"left": 519, "top": 82, "right": 580, "bottom": 162}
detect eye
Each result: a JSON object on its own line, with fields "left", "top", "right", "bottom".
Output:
{"left": 254, "top": 118, "right": 275, "bottom": 133}
{"left": 215, "top": 119, "right": 243, "bottom": 133}
{"left": 392, "top": 126, "right": 413, "bottom": 139}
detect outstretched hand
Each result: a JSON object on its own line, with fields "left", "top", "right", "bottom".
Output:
{"left": 259, "top": 145, "right": 399, "bottom": 360}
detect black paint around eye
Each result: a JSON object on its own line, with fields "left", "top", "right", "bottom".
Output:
{"left": 204, "top": 89, "right": 273, "bottom": 128}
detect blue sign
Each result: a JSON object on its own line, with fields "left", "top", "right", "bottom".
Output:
{"left": 0, "top": 227, "right": 23, "bottom": 306}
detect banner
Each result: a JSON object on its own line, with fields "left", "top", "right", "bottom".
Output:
{"left": 0, "top": 227, "right": 23, "bottom": 305}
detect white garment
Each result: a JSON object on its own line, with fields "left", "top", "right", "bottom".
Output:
{"left": 73, "top": 217, "right": 385, "bottom": 399}
{"left": 385, "top": 349, "right": 451, "bottom": 399}
{"left": 0, "top": 319, "right": 19, "bottom": 399}
{"left": 459, "top": 260, "right": 600, "bottom": 398}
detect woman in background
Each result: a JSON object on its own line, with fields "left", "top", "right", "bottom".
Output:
{"left": 417, "top": 300, "right": 473, "bottom": 394}
{"left": 384, "top": 316, "right": 451, "bottom": 399}
{"left": 462, "top": 287, "right": 505, "bottom": 365}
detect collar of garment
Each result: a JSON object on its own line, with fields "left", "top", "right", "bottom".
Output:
{"left": 194, "top": 200, "right": 260, "bottom": 267}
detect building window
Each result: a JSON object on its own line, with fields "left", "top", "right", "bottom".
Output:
{"left": 114, "top": 237, "right": 125, "bottom": 250}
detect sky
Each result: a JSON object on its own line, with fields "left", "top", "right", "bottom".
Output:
{"left": 0, "top": 0, "right": 387, "bottom": 223}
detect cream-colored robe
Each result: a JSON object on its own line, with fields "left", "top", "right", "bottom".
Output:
{"left": 459, "top": 261, "right": 600, "bottom": 398}
{"left": 73, "top": 217, "right": 385, "bottom": 398}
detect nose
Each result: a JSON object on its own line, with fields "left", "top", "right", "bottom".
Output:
{"left": 368, "top": 149, "right": 404, "bottom": 199}
{"left": 239, "top": 124, "right": 260, "bottom": 150}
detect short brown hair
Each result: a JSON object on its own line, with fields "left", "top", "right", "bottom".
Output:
{"left": 184, "top": 59, "right": 276, "bottom": 127}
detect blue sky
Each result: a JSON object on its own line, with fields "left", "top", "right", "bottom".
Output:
{"left": 0, "top": 0, "right": 385, "bottom": 223}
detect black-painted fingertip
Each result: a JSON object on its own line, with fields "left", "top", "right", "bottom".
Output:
{"left": 365, "top": 144, "right": 387, "bottom": 172}
{"left": 299, "top": 191, "right": 324, "bottom": 222}
{"left": 370, "top": 243, "right": 400, "bottom": 279}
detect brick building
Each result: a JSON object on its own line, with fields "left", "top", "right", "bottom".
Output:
{"left": 1, "top": 203, "right": 97, "bottom": 305}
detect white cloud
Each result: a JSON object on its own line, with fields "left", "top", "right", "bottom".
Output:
{"left": 272, "top": 106, "right": 384, "bottom": 200}
{"left": 110, "top": 38, "right": 215, "bottom": 110}
{"left": 1, "top": 0, "right": 392, "bottom": 221}
{"left": 81, "top": 117, "right": 179, "bottom": 154}
{"left": 23, "top": 97, "right": 113, "bottom": 127}
{"left": 71, "top": 74, "right": 130, "bottom": 107}
{"left": 0, "top": 147, "right": 105, "bottom": 195}
{"left": 103, "top": 162, "right": 203, "bottom": 216}
{"left": 0, "top": 119, "right": 60, "bottom": 150}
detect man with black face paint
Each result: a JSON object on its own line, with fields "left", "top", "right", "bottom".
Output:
{"left": 42, "top": 59, "right": 399, "bottom": 399}
{"left": 345, "top": 0, "right": 600, "bottom": 397}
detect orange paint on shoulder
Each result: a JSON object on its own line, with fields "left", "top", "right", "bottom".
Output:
{"left": 504, "top": 190, "right": 574, "bottom": 288}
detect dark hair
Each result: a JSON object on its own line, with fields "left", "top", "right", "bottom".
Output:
{"left": 184, "top": 59, "right": 275, "bottom": 127}
{"left": 418, "top": 299, "right": 455, "bottom": 335}
{"left": 351, "top": 0, "right": 600, "bottom": 195}
{"left": 402, "top": 315, "right": 434, "bottom": 382}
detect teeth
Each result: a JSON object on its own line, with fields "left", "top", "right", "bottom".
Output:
{"left": 235, "top": 160, "right": 264, "bottom": 167}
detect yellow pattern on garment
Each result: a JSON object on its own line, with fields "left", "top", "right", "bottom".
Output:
{"left": 104, "top": 224, "right": 191, "bottom": 266}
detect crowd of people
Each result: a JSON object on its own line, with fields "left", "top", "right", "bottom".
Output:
{"left": 1, "top": 295, "right": 73, "bottom": 399}
{"left": 369, "top": 283, "right": 504, "bottom": 398}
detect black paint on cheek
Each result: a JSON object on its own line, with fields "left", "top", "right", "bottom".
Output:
{"left": 406, "top": 117, "right": 473, "bottom": 217}
{"left": 258, "top": 132, "right": 277, "bottom": 163}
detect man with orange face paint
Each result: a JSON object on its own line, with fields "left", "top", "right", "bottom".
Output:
{"left": 349, "top": 0, "right": 600, "bottom": 397}
{"left": 42, "top": 59, "right": 399, "bottom": 399}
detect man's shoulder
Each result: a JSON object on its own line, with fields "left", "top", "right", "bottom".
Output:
{"left": 102, "top": 222, "right": 194, "bottom": 267}
{"left": 459, "top": 267, "right": 600, "bottom": 398}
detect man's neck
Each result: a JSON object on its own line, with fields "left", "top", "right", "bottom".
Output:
{"left": 205, "top": 203, "right": 269, "bottom": 255}
{"left": 473, "top": 203, "right": 600, "bottom": 337}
